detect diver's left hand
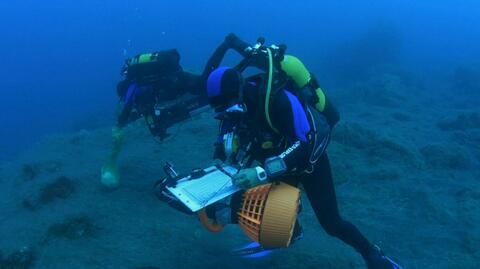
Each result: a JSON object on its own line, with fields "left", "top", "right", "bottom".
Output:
{"left": 232, "top": 167, "right": 267, "bottom": 189}
{"left": 224, "top": 33, "right": 250, "bottom": 52}
{"left": 225, "top": 33, "right": 241, "bottom": 47}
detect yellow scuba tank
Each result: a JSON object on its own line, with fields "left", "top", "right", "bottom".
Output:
{"left": 123, "top": 49, "right": 182, "bottom": 80}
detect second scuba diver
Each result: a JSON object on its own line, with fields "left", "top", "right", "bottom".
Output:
{"left": 101, "top": 34, "right": 250, "bottom": 188}
{"left": 155, "top": 35, "right": 403, "bottom": 269}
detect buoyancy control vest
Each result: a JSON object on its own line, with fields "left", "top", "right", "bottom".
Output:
{"left": 246, "top": 48, "right": 339, "bottom": 133}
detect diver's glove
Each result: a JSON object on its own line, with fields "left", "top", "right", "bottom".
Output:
{"left": 232, "top": 167, "right": 267, "bottom": 189}
{"left": 101, "top": 163, "right": 119, "bottom": 189}
{"left": 224, "top": 33, "right": 250, "bottom": 54}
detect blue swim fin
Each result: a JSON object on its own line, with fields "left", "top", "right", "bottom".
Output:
{"left": 367, "top": 245, "right": 404, "bottom": 269}
{"left": 384, "top": 256, "right": 404, "bottom": 269}
{"left": 231, "top": 241, "right": 275, "bottom": 259}
{"left": 231, "top": 221, "right": 304, "bottom": 259}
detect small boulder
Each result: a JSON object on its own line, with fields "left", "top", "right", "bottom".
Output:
{"left": 420, "top": 144, "right": 471, "bottom": 170}
{"left": 22, "top": 176, "right": 76, "bottom": 211}
{"left": 46, "top": 216, "right": 99, "bottom": 240}
{"left": 38, "top": 176, "right": 76, "bottom": 204}
{"left": 0, "top": 247, "right": 35, "bottom": 269}
{"left": 20, "top": 164, "right": 39, "bottom": 181}
{"left": 437, "top": 112, "right": 480, "bottom": 131}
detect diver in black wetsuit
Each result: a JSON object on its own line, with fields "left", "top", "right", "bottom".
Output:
{"left": 115, "top": 39, "right": 250, "bottom": 139}
{"left": 100, "top": 35, "right": 250, "bottom": 188}
{"left": 203, "top": 37, "right": 403, "bottom": 269}
{"left": 152, "top": 34, "right": 403, "bottom": 268}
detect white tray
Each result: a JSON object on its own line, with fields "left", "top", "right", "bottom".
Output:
{"left": 166, "top": 166, "right": 240, "bottom": 212}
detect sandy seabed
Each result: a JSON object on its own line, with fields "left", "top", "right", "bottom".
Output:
{"left": 0, "top": 72, "right": 479, "bottom": 269}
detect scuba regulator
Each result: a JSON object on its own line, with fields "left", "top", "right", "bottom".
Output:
{"left": 235, "top": 37, "right": 289, "bottom": 134}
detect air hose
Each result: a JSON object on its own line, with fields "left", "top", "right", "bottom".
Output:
{"left": 265, "top": 48, "right": 280, "bottom": 134}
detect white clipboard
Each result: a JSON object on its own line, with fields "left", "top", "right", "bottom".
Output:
{"left": 166, "top": 166, "right": 240, "bottom": 212}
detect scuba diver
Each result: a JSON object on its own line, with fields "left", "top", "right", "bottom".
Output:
{"left": 155, "top": 35, "right": 403, "bottom": 269}
{"left": 101, "top": 34, "right": 250, "bottom": 188}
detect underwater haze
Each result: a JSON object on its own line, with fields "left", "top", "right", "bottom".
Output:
{"left": 1, "top": 0, "right": 479, "bottom": 160}
{"left": 0, "top": 1, "right": 479, "bottom": 269}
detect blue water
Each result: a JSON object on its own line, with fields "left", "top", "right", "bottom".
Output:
{"left": 1, "top": 0, "right": 479, "bottom": 160}
{"left": 0, "top": 2, "right": 479, "bottom": 268}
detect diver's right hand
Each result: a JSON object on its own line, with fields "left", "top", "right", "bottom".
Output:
{"left": 232, "top": 167, "right": 267, "bottom": 190}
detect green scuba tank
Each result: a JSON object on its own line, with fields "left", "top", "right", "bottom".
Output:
{"left": 239, "top": 38, "right": 339, "bottom": 132}
{"left": 280, "top": 55, "right": 326, "bottom": 112}
{"left": 123, "top": 49, "right": 182, "bottom": 80}
{"left": 264, "top": 50, "right": 330, "bottom": 133}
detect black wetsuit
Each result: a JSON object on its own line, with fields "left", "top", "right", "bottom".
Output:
{"left": 212, "top": 82, "right": 373, "bottom": 259}
{"left": 156, "top": 79, "right": 373, "bottom": 258}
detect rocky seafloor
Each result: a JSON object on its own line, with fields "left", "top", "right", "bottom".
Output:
{"left": 0, "top": 71, "right": 479, "bottom": 269}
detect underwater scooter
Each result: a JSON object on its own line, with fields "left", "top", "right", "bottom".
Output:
{"left": 159, "top": 161, "right": 301, "bottom": 251}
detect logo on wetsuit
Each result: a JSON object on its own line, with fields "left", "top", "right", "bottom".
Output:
{"left": 279, "top": 141, "right": 300, "bottom": 159}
